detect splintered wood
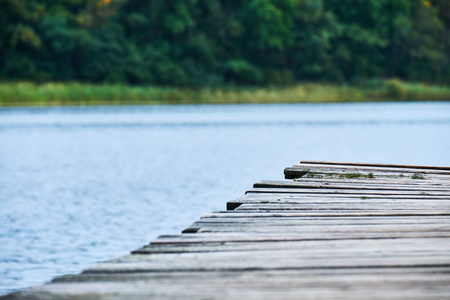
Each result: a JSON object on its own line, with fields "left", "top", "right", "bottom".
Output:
{"left": 4, "top": 161, "right": 450, "bottom": 300}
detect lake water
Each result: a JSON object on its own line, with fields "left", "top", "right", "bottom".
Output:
{"left": 1, "top": 102, "right": 449, "bottom": 295}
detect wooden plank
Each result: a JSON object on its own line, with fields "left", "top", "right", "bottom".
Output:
{"left": 187, "top": 216, "right": 450, "bottom": 232}
{"left": 246, "top": 187, "right": 450, "bottom": 196}
{"left": 229, "top": 193, "right": 450, "bottom": 210}
{"left": 236, "top": 199, "right": 450, "bottom": 210}
{"left": 227, "top": 199, "right": 450, "bottom": 210}
{"left": 54, "top": 267, "right": 450, "bottom": 282}
{"left": 9, "top": 269, "right": 450, "bottom": 300}
{"left": 194, "top": 223, "right": 450, "bottom": 234}
{"left": 234, "top": 203, "right": 450, "bottom": 210}
{"left": 237, "top": 192, "right": 450, "bottom": 200}
{"left": 254, "top": 180, "right": 450, "bottom": 191}
{"left": 106, "top": 251, "right": 450, "bottom": 267}
{"left": 84, "top": 254, "right": 450, "bottom": 274}
{"left": 284, "top": 166, "right": 450, "bottom": 179}
{"left": 151, "top": 232, "right": 450, "bottom": 244}
{"left": 187, "top": 219, "right": 450, "bottom": 231}
{"left": 292, "top": 163, "right": 450, "bottom": 175}
{"left": 291, "top": 177, "right": 450, "bottom": 186}
{"left": 229, "top": 199, "right": 450, "bottom": 207}
{"left": 300, "top": 160, "right": 450, "bottom": 171}
{"left": 134, "top": 238, "right": 450, "bottom": 254}
{"left": 205, "top": 211, "right": 450, "bottom": 218}
{"left": 8, "top": 284, "right": 450, "bottom": 300}
{"left": 195, "top": 216, "right": 450, "bottom": 225}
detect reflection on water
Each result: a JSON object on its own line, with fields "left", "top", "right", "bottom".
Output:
{"left": 0, "top": 102, "right": 449, "bottom": 295}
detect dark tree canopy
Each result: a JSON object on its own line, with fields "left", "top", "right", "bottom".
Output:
{"left": 0, "top": 0, "right": 448, "bottom": 86}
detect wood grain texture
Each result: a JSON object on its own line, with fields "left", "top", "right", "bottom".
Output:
{"left": 247, "top": 187, "right": 450, "bottom": 196}
{"left": 292, "top": 163, "right": 450, "bottom": 175}
{"left": 237, "top": 192, "right": 450, "bottom": 200}
{"left": 284, "top": 165, "right": 450, "bottom": 179}
{"left": 4, "top": 161, "right": 450, "bottom": 300}
{"left": 300, "top": 160, "right": 450, "bottom": 171}
{"left": 254, "top": 180, "right": 450, "bottom": 191}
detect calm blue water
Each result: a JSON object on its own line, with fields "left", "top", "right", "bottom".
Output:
{"left": 1, "top": 102, "right": 449, "bottom": 295}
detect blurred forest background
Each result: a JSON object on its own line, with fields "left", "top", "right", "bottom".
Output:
{"left": 1, "top": 0, "right": 449, "bottom": 86}
{"left": 0, "top": 0, "right": 449, "bottom": 105}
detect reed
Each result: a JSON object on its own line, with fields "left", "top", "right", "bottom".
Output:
{"left": 0, "top": 80, "right": 449, "bottom": 107}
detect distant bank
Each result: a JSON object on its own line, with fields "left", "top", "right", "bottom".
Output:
{"left": 1, "top": 80, "right": 449, "bottom": 107}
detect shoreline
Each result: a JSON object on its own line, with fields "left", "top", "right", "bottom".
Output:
{"left": 1, "top": 80, "right": 449, "bottom": 107}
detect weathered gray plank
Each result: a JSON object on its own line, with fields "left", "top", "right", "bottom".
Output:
{"left": 232, "top": 198, "right": 450, "bottom": 204}
{"left": 152, "top": 232, "right": 450, "bottom": 244}
{"left": 193, "top": 223, "right": 450, "bottom": 234}
{"left": 227, "top": 199, "right": 450, "bottom": 211}
{"left": 85, "top": 254, "right": 450, "bottom": 274}
{"left": 54, "top": 267, "right": 450, "bottom": 282}
{"left": 8, "top": 269, "right": 450, "bottom": 300}
{"left": 237, "top": 192, "right": 450, "bottom": 200}
{"left": 204, "top": 210, "right": 450, "bottom": 218}
{"left": 254, "top": 180, "right": 450, "bottom": 191}
{"left": 234, "top": 202, "right": 450, "bottom": 210}
{"left": 291, "top": 177, "right": 450, "bottom": 186}
{"left": 300, "top": 160, "right": 450, "bottom": 171}
{"left": 284, "top": 166, "right": 450, "bottom": 179}
{"left": 227, "top": 194, "right": 450, "bottom": 211}
{"left": 195, "top": 216, "right": 450, "bottom": 226}
{"left": 134, "top": 238, "right": 450, "bottom": 254}
{"left": 291, "top": 163, "right": 450, "bottom": 175}
{"left": 186, "top": 216, "right": 450, "bottom": 233}
{"left": 246, "top": 187, "right": 450, "bottom": 196}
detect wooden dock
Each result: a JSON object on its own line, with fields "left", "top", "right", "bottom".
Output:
{"left": 4, "top": 161, "right": 450, "bottom": 299}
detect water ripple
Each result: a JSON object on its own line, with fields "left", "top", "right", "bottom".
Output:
{"left": 0, "top": 118, "right": 449, "bottom": 130}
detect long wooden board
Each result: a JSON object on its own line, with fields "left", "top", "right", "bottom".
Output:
{"left": 300, "top": 160, "right": 450, "bottom": 171}
{"left": 254, "top": 180, "right": 450, "bottom": 191}
{"left": 293, "top": 163, "right": 450, "bottom": 175}
{"left": 246, "top": 187, "right": 450, "bottom": 196}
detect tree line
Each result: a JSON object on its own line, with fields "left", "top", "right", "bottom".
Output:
{"left": 1, "top": 0, "right": 449, "bottom": 86}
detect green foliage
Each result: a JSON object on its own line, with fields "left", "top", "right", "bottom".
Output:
{"left": 298, "top": 170, "right": 379, "bottom": 180}
{"left": 225, "top": 60, "right": 263, "bottom": 85}
{"left": 411, "top": 173, "right": 426, "bottom": 180}
{"left": 386, "top": 78, "right": 408, "bottom": 100}
{"left": 1, "top": 81, "right": 449, "bottom": 107}
{"left": 0, "top": 0, "right": 449, "bottom": 87}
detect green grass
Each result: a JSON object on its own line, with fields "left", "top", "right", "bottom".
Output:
{"left": 298, "top": 171, "right": 376, "bottom": 180}
{"left": 0, "top": 79, "right": 449, "bottom": 107}
{"left": 304, "top": 170, "right": 324, "bottom": 178}
{"left": 338, "top": 172, "right": 377, "bottom": 179}
{"left": 411, "top": 173, "right": 426, "bottom": 180}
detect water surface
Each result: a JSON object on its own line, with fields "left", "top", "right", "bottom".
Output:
{"left": 1, "top": 102, "right": 449, "bottom": 295}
